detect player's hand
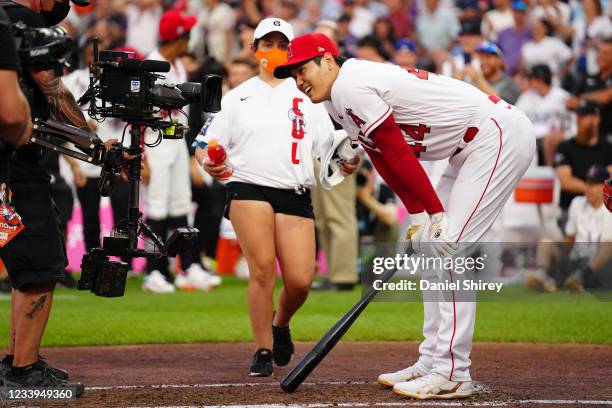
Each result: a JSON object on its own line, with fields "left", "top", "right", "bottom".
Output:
{"left": 203, "top": 158, "right": 229, "bottom": 180}
{"left": 404, "top": 212, "right": 430, "bottom": 248}
{"left": 340, "top": 155, "right": 360, "bottom": 176}
{"left": 413, "top": 212, "right": 457, "bottom": 259}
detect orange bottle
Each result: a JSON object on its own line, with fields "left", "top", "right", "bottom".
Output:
{"left": 207, "top": 139, "right": 233, "bottom": 180}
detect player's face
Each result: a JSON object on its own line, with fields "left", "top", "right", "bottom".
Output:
{"left": 292, "top": 56, "right": 336, "bottom": 103}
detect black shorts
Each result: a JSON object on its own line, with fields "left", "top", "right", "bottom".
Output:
{"left": 0, "top": 181, "right": 67, "bottom": 289}
{"left": 225, "top": 182, "right": 314, "bottom": 220}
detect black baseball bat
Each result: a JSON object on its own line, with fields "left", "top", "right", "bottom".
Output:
{"left": 280, "top": 247, "right": 414, "bottom": 393}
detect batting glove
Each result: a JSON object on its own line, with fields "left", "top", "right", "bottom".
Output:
{"left": 413, "top": 212, "right": 457, "bottom": 259}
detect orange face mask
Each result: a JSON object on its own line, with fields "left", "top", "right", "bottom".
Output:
{"left": 255, "top": 48, "right": 288, "bottom": 74}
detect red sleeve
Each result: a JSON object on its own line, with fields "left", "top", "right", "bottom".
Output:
{"left": 367, "top": 114, "right": 444, "bottom": 215}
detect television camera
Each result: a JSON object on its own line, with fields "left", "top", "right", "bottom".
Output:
{"left": 28, "top": 37, "right": 222, "bottom": 297}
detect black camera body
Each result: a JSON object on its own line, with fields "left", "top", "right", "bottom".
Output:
{"left": 79, "top": 251, "right": 129, "bottom": 297}
{"left": 11, "top": 22, "right": 73, "bottom": 71}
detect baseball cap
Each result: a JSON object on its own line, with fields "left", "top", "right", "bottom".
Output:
{"left": 274, "top": 32, "right": 339, "bottom": 79}
{"left": 395, "top": 38, "right": 416, "bottom": 52}
{"left": 512, "top": 0, "right": 528, "bottom": 11}
{"left": 585, "top": 164, "right": 610, "bottom": 183}
{"left": 253, "top": 18, "right": 295, "bottom": 43}
{"left": 576, "top": 100, "right": 600, "bottom": 116}
{"left": 476, "top": 41, "right": 504, "bottom": 58}
{"left": 159, "top": 10, "right": 196, "bottom": 43}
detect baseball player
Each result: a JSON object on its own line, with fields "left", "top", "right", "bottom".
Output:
{"left": 274, "top": 33, "right": 536, "bottom": 399}
{"left": 142, "top": 10, "right": 219, "bottom": 293}
{"left": 195, "top": 18, "right": 356, "bottom": 377}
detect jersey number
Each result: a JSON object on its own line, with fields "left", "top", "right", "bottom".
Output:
{"left": 399, "top": 123, "right": 430, "bottom": 158}
{"left": 291, "top": 98, "right": 305, "bottom": 164}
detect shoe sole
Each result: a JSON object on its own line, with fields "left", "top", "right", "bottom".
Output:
{"left": 378, "top": 373, "right": 423, "bottom": 388}
{"left": 248, "top": 371, "right": 272, "bottom": 377}
{"left": 393, "top": 388, "right": 472, "bottom": 400}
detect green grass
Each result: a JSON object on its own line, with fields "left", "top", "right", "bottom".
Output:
{"left": 1, "top": 277, "right": 611, "bottom": 347}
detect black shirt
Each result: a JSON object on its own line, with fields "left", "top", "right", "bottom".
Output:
{"left": 3, "top": 2, "right": 52, "bottom": 182}
{"left": 570, "top": 73, "right": 612, "bottom": 142}
{"left": 0, "top": 7, "right": 19, "bottom": 72}
{"left": 554, "top": 138, "right": 612, "bottom": 209}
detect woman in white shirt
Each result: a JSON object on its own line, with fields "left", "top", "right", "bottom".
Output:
{"left": 195, "top": 18, "right": 356, "bottom": 377}
{"left": 521, "top": 18, "right": 573, "bottom": 82}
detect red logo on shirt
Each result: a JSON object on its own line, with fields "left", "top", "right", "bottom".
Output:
{"left": 289, "top": 98, "right": 306, "bottom": 164}
{"left": 345, "top": 108, "right": 366, "bottom": 128}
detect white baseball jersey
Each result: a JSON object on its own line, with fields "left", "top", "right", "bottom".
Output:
{"left": 144, "top": 49, "right": 192, "bottom": 219}
{"left": 515, "top": 87, "right": 575, "bottom": 140}
{"left": 196, "top": 76, "right": 336, "bottom": 190}
{"left": 322, "top": 59, "right": 536, "bottom": 384}
{"left": 323, "top": 59, "right": 499, "bottom": 160}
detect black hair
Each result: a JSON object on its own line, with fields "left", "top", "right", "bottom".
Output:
{"left": 312, "top": 54, "right": 348, "bottom": 67}
{"left": 528, "top": 64, "right": 552, "bottom": 86}
{"left": 538, "top": 19, "right": 554, "bottom": 37}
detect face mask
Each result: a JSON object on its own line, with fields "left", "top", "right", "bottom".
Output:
{"left": 255, "top": 48, "right": 288, "bottom": 74}
{"left": 40, "top": 1, "right": 71, "bottom": 26}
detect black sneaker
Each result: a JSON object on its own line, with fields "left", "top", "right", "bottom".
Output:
{"left": 272, "top": 324, "right": 294, "bottom": 366}
{"left": 36, "top": 355, "right": 69, "bottom": 380}
{"left": 249, "top": 349, "right": 273, "bottom": 377}
{"left": 4, "top": 365, "right": 84, "bottom": 396}
{"left": 1, "top": 355, "right": 69, "bottom": 381}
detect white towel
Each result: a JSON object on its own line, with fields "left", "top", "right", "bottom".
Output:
{"left": 319, "top": 130, "right": 361, "bottom": 190}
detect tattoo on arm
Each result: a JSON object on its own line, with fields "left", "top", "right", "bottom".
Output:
{"left": 30, "top": 69, "right": 88, "bottom": 129}
{"left": 25, "top": 294, "right": 48, "bottom": 319}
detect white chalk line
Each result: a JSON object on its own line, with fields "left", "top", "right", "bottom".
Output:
{"left": 124, "top": 401, "right": 612, "bottom": 408}
{"left": 87, "top": 382, "right": 611, "bottom": 406}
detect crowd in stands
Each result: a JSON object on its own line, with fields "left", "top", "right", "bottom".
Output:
{"left": 1, "top": 0, "right": 610, "bottom": 293}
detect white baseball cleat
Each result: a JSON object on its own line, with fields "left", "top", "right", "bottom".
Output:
{"left": 142, "top": 270, "right": 176, "bottom": 293}
{"left": 187, "top": 264, "right": 222, "bottom": 288}
{"left": 378, "top": 363, "right": 429, "bottom": 387}
{"left": 393, "top": 373, "right": 473, "bottom": 399}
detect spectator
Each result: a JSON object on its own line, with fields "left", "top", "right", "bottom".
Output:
{"left": 356, "top": 34, "right": 389, "bottom": 62}
{"left": 386, "top": 0, "right": 412, "bottom": 39}
{"left": 497, "top": 0, "right": 531, "bottom": 75}
{"left": 571, "top": 0, "right": 612, "bottom": 75}
{"left": 416, "top": 0, "right": 460, "bottom": 56}
{"left": 481, "top": 0, "right": 514, "bottom": 42}
{"left": 441, "top": 17, "right": 482, "bottom": 77}
{"left": 521, "top": 18, "right": 573, "bottom": 82}
{"left": 124, "top": 0, "right": 163, "bottom": 56}
{"left": 527, "top": 165, "right": 612, "bottom": 292}
{"left": 190, "top": 0, "right": 236, "bottom": 65}
{"left": 516, "top": 64, "right": 574, "bottom": 166}
{"left": 393, "top": 38, "right": 418, "bottom": 68}
{"left": 461, "top": 41, "right": 520, "bottom": 104}
{"left": 373, "top": 17, "right": 396, "bottom": 59}
{"left": 554, "top": 101, "right": 612, "bottom": 221}
{"left": 566, "top": 37, "right": 612, "bottom": 141}
{"left": 227, "top": 57, "right": 258, "bottom": 90}
{"left": 343, "top": 0, "right": 376, "bottom": 38}
{"left": 530, "top": 0, "right": 572, "bottom": 41}
{"left": 295, "top": 0, "right": 323, "bottom": 35}
{"left": 337, "top": 13, "right": 359, "bottom": 57}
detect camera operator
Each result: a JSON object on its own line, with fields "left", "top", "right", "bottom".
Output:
{"left": 0, "top": 0, "right": 89, "bottom": 393}
{"left": 355, "top": 160, "right": 399, "bottom": 245}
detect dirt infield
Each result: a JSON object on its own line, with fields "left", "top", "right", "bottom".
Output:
{"left": 7, "top": 342, "right": 612, "bottom": 407}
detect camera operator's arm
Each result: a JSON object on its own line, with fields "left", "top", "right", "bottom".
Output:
{"left": 29, "top": 69, "right": 88, "bottom": 130}
{"left": 0, "top": 69, "right": 32, "bottom": 147}
{"left": 0, "top": 9, "right": 32, "bottom": 147}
